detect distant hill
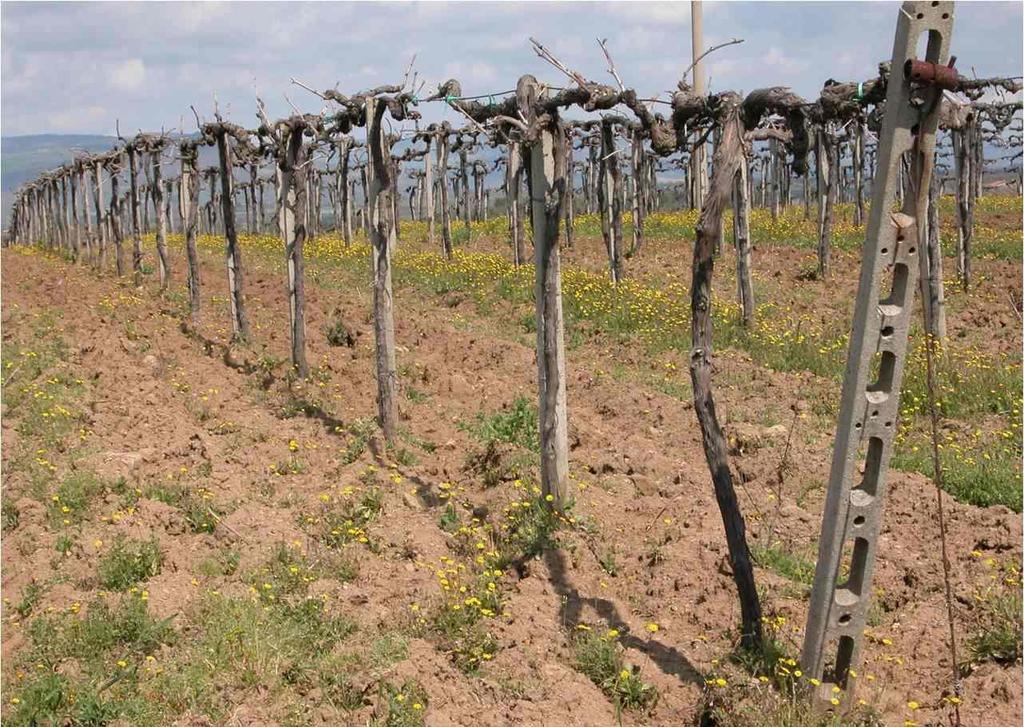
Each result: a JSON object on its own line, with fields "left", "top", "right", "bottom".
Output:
{"left": 1, "top": 134, "right": 120, "bottom": 222}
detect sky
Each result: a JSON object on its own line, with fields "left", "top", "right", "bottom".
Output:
{"left": 2, "top": 1, "right": 1022, "bottom": 137}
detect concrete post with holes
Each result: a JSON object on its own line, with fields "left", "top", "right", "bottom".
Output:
{"left": 802, "top": 0, "right": 953, "bottom": 707}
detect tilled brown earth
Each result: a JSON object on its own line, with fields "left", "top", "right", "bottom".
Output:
{"left": 1, "top": 242, "right": 1020, "bottom": 726}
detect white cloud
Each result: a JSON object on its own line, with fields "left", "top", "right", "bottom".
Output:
{"left": 47, "top": 104, "right": 107, "bottom": 132}
{"left": 603, "top": 2, "right": 691, "bottom": 26}
{"left": 761, "top": 47, "right": 808, "bottom": 74}
{"left": 110, "top": 58, "right": 145, "bottom": 91}
{"left": 0, "top": 1, "right": 1019, "bottom": 137}
{"left": 442, "top": 60, "right": 498, "bottom": 87}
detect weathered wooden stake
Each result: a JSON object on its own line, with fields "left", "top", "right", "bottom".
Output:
{"left": 524, "top": 85, "right": 569, "bottom": 508}
{"left": 108, "top": 160, "right": 126, "bottom": 276}
{"left": 437, "top": 128, "right": 453, "bottom": 259}
{"left": 180, "top": 142, "right": 202, "bottom": 322}
{"left": 279, "top": 127, "right": 310, "bottom": 378}
{"left": 507, "top": 140, "right": 526, "bottom": 265}
{"left": 151, "top": 149, "right": 170, "bottom": 289}
{"left": 598, "top": 119, "right": 623, "bottom": 283}
{"left": 215, "top": 129, "right": 251, "bottom": 342}
{"left": 629, "top": 129, "right": 645, "bottom": 257}
{"left": 733, "top": 158, "right": 754, "bottom": 327}
{"left": 127, "top": 145, "right": 144, "bottom": 285}
{"left": 366, "top": 97, "right": 399, "bottom": 442}
{"left": 816, "top": 125, "right": 837, "bottom": 278}
{"left": 920, "top": 158, "right": 947, "bottom": 343}
{"left": 423, "top": 134, "right": 435, "bottom": 245}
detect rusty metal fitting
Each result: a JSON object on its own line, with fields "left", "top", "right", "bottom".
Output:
{"left": 903, "top": 59, "right": 960, "bottom": 90}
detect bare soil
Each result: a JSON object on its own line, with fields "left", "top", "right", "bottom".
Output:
{"left": 1, "top": 228, "right": 1020, "bottom": 726}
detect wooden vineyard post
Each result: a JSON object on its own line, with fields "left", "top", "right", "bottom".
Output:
{"left": 437, "top": 126, "right": 453, "bottom": 259}
{"left": 458, "top": 146, "right": 471, "bottom": 235}
{"left": 278, "top": 125, "right": 310, "bottom": 379}
{"left": 248, "top": 164, "right": 259, "bottom": 235}
{"left": 337, "top": 138, "right": 354, "bottom": 246}
{"left": 524, "top": 83, "right": 569, "bottom": 508}
{"left": 69, "top": 171, "right": 81, "bottom": 262}
{"left": 49, "top": 180, "right": 59, "bottom": 251}
{"left": 180, "top": 140, "right": 202, "bottom": 322}
{"left": 733, "top": 158, "right": 754, "bottom": 327}
{"left": 127, "top": 143, "right": 144, "bottom": 285}
{"left": 60, "top": 175, "right": 70, "bottom": 255}
{"left": 921, "top": 163, "right": 947, "bottom": 343}
{"left": 390, "top": 155, "right": 402, "bottom": 243}
{"left": 91, "top": 160, "right": 106, "bottom": 268}
{"left": 213, "top": 125, "right": 251, "bottom": 342}
{"left": 598, "top": 119, "right": 623, "bottom": 283}
{"left": 506, "top": 140, "right": 526, "bottom": 266}
{"left": 422, "top": 132, "right": 435, "bottom": 246}
{"left": 360, "top": 166, "right": 370, "bottom": 236}
{"left": 165, "top": 179, "right": 175, "bottom": 236}
{"left": 769, "top": 138, "right": 780, "bottom": 219}
{"left": 802, "top": 1, "right": 953, "bottom": 705}
{"left": 366, "top": 97, "right": 399, "bottom": 442}
{"left": 150, "top": 145, "right": 170, "bottom": 289}
{"left": 564, "top": 140, "right": 575, "bottom": 249}
{"left": 60, "top": 176, "right": 71, "bottom": 254}
{"left": 75, "top": 163, "right": 93, "bottom": 264}
{"left": 852, "top": 120, "right": 866, "bottom": 225}
{"left": 953, "top": 115, "right": 973, "bottom": 290}
{"left": 816, "top": 124, "right": 837, "bottom": 278}
{"left": 338, "top": 137, "right": 353, "bottom": 244}
{"left": 107, "top": 157, "right": 126, "bottom": 276}
{"left": 629, "top": 128, "right": 645, "bottom": 257}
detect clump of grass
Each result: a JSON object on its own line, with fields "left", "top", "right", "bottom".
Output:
{"left": 2, "top": 494, "right": 20, "bottom": 533}
{"left": 698, "top": 691, "right": 882, "bottom": 727}
{"left": 149, "top": 589, "right": 357, "bottom": 721}
{"left": 968, "top": 588, "right": 1023, "bottom": 664}
{"left": 145, "top": 484, "right": 222, "bottom": 532}
{"left": 378, "top": 680, "right": 429, "bottom": 726}
{"left": 250, "top": 543, "right": 358, "bottom": 601}
{"left": 419, "top": 552, "right": 503, "bottom": 673}
{"left": 271, "top": 456, "right": 306, "bottom": 475}
{"left": 460, "top": 397, "right": 539, "bottom": 452}
{"left": 598, "top": 547, "right": 619, "bottom": 577}
{"left": 3, "top": 595, "right": 174, "bottom": 726}
{"left": 14, "top": 582, "right": 43, "bottom": 618}
{"left": 394, "top": 446, "right": 418, "bottom": 467}
{"left": 55, "top": 534, "right": 74, "bottom": 555}
{"left": 438, "top": 503, "right": 461, "bottom": 533}
{"left": 496, "top": 492, "right": 561, "bottom": 566}
{"left": 342, "top": 417, "right": 378, "bottom": 464}
{"left": 98, "top": 537, "right": 163, "bottom": 591}
{"left": 371, "top": 632, "right": 410, "bottom": 670}
{"left": 428, "top": 604, "right": 499, "bottom": 674}
{"left": 753, "top": 543, "right": 815, "bottom": 589}
{"left": 196, "top": 549, "right": 240, "bottom": 577}
{"left": 47, "top": 471, "right": 107, "bottom": 528}
{"left": 891, "top": 441, "right": 1022, "bottom": 512}
{"left": 303, "top": 488, "right": 383, "bottom": 551}
{"left": 967, "top": 561, "right": 1022, "bottom": 666}
{"left": 572, "top": 629, "right": 658, "bottom": 713}
{"left": 325, "top": 318, "right": 355, "bottom": 347}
